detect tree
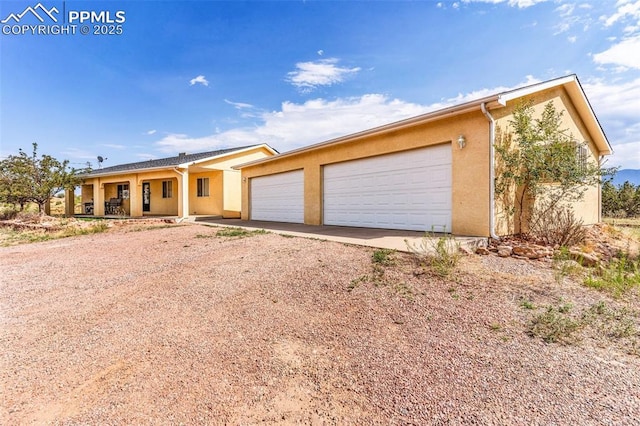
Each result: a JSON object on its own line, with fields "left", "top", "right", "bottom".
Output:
{"left": 0, "top": 143, "right": 87, "bottom": 213}
{"left": 494, "top": 101, "right": 614, "bottom": 236}
{"left": 602, "top": 181, "right": 640, "bottom": 217}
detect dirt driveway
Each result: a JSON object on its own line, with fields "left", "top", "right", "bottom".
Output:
{"left": 1, "top": 223, "right": 639, "bottom": 424}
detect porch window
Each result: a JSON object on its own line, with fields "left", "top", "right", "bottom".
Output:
{"left": 117, "top": 184, "right": 129, "bottom": 199}
{"left": 162, "top": 180, "right": 173, "bottom": 198}
{"left": 197, "top": 177, "right": 209, "bottom": 197}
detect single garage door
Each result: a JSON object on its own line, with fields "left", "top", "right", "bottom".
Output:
{"left": 250, "top": 170, "right": 304, "bottom": 223}
{"left": 323, "top": 144, "right": 451, "bottom": 231}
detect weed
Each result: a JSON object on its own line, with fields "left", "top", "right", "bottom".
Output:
{"left": 552, "top": 246, "right": 582, "bottom": 285}
{"left": 392, "top": 282, "right": 414, "bottom": 299}
{"left": 520, "top": 299, "right": 535, "bottom": 310}
{"left": 348, "top": 275, "right": 368, "bottom": 292}
{"left": 216, "top": 227, "right": 268, "bottom": 238}
{"left": 447, "top": 287, "right": 460, "bottom": 300}
{"left": 584, "top": 253, "right": 640, "bottom": 298}
{"left": 372, "top": 248, "right": 395, "bottom": 266}
{"left": 406, "top": 230, "right": 461, "bottom": 278}
{"left": 528, "top": 304, "right": 583, "bottom": 344}
{"left": 490, "top": 322, "right": 502, "bottom": 331}
{"left": 583, "top": 301, "right": 638, "bottom": 339}
{"left": 528, "top": 298, "right": 639, "bottom": 348}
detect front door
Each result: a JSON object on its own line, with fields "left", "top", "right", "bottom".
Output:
{"left": 142, "top": 182, "right": 150, "bottom": 212}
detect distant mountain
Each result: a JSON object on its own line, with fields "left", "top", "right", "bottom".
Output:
{"left": 610, "top": 169, "right": 640, "bottom": 186}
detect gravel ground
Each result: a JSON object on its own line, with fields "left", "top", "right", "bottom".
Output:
{"left": 1, "top": 222, "right": 639, "bottom": 425}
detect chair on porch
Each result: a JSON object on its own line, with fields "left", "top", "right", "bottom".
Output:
{"left": 105, "top": 198, "right": 123, "bottom": 215}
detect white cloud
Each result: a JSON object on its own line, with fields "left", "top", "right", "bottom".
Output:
{"left": 606, "top": 141, "right": 640, "bottom": 169}
{"left": 582, "top": 77, "right": 640, "bottom": 168}
{"left": 593, "top": 34, "right": 640, "bottom": 69}
{"left": 152, "top": 75, "right": 638, "bottom": 169}
{"left": 601, "top": 0, "right": 640, "bottom": 27}
{"left": 154, "top": 76, "right": 541, "bottom": 155}
{"left": 224, "top": 99, "right": 253, "bottom": 110}
{"left": 568, "top": 35, "right": 577, "bottom": 43}
{"left": 189, "top": 75, "right": 209, "bottom": 86}
{"left": 156, "top": 94, "right": 429, "bottom": 154}
{"left": 286, "top": 58, "right": 361, "bottom": 92}
{"left": 146, "top": 129, "right": 157, "bottom": 135}
{"left": 317, "top": 49, "right": 324, "bottom": 56}
{"left": 461, "top": 0, "right": 550, "bottom": 8}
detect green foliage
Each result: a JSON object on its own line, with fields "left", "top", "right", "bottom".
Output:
{"left": 528, "top": 300, "right": 639, "bottom": 346}
{"left": 584, "top": 254, "right": 640, "bottom": 298}
{"left": 372, "top": 248, "right": 395, "bottom": 266}
{"left": 528, "top": 303, "right": 583, "bottom": 344}
{"left": 552, "top": 246, "right": 583, "bottom": 285}
{"left": 0, "top": 221, "right": 109, "bottom": 246}
{"left": 519, "top": 299, "right": 535, "bottom": 310}
{"left": 602, "top": 180, "right": 640, "bottom": 218}
{"left": 0, "top": 143, "right": 88, "bottom": 213}
{"left": 494, "top": 101, "right": 613, "bottom": 234}
{"left": 215, "top": 227, "right": 268, "bottom": 238}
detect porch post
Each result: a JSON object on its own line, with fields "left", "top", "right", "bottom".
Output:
{"left": 180, "top": 170, "right": 189, "bottom": 218}
{"left": 65, "top": 188, "right": 75, "bottom": 217}
{"left": 94, "top": 180, "right": 104, "bottom": 216}
{"left": 129, "top": 178, "right": 141, "bottom": 217}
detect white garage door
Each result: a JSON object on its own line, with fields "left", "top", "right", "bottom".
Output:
{"left": 250, "top": 170, "right": 304, "bottom": 223}
{"left": 323, "top": 144, "right": 451, "bottom": 231}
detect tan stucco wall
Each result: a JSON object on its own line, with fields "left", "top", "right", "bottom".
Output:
{"left": 223, "top": 170, "right": 242, "bottom": 216}
{"left": 240, "top": 87, "right": 604, "bottom": 236}
{"left": 82, "top": 169, "right": 181, "bottom": 217}
{"left": 241, "top": 111, "right": 492, "bottom": 236}
{"left": 79, "top": 145, "right": 275, "bottom": 218}
{"left": 492, "top": 86, "right": 602, "bottom": 234}
{"left": 189, "top": 171, "right": 223, "bottom": 215}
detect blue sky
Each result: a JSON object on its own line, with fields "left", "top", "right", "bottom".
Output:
{"left": 1, "top": 0, "right": 639, "bottom": 170}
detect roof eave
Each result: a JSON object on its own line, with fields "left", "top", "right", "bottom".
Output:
{"left": 234, "top": 96, "right": 500, "bottom": 169}
{"left": 185, "top": 143, "right": 278, "bottom": 168}
{"left": 81, "top": 165, "right": 181, "bottom": 179}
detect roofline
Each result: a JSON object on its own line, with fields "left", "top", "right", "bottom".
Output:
{"left": 235, "top": 75, "right": 612, "bottom": 169}
{"left": 82, "top": 143, "right": 277, "bottom": 178}
{"left": 179, "top": 143, "right": 278, "bottom": 168}
{"left": 80, "top": 165, "right": 175, "bottom": 178}
{"left": 234, "top": 94, "right": 502, "bottom": 169}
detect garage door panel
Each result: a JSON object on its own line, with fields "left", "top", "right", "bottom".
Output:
{"left": 323, "top": 145, "right": 452, "bottom": 231}
{"left": 251, "top": 170, "right": 304, "bottom": 223}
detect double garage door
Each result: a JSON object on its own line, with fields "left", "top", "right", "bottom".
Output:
{"left": 250, "top": 144, "right": 451, "bottom": 231}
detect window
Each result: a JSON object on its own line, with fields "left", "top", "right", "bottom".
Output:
{"left": 575, "top": 142, "right": 589, "bottom": 174}
{"left": 117, "top": 184, "right": 129, "bottom": 199}
{"left": 197, "top": 177, "right": 209, "bottom": 197}
{"left": 162, "top": 180, "right": 173, "bottom": 198}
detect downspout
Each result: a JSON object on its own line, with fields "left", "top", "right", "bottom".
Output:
{"left": 481, "top": 102, "right": 500, "bottom": 240}
{"left": 173, "top": 167, "right": 187, "bottom": 223}
{"left": 598, "top": 155, "right": 605, "bottom": 223}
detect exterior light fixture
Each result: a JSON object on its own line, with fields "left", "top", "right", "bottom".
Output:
{"left": 457, "top": 134, "right": 466, "bottom": 149}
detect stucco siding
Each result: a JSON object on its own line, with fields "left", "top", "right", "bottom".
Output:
{"left": 492, "top": 86, "right": 602, "bottom": 234}
{"left": 241, "top": 110, "right": 492, "bottom": 236}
